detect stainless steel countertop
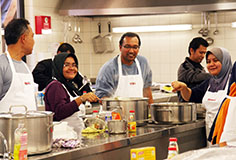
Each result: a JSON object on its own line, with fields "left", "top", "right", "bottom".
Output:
{"left": 28, "top": 120, "right": 205, "bottom": 160}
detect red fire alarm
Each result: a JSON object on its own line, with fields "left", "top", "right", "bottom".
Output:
{"left": 35, "top": 16, "right": 52, "bottom": 34}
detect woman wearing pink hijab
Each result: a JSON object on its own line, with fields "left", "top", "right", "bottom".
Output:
{"left": 172, "top": 47, "right": 232, "bottom": 140}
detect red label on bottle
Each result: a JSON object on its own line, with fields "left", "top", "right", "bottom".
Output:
{"left": 19, "top": 149, "right": 27, "bottom": 160}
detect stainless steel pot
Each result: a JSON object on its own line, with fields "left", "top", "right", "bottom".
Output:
{"left": 150, "top": 102, "right": 197, "bottom": 123}
{"left": 108, "top": 120, "right": 127, "bottom": 134}
{"left": 102, "top": 97, "right": 148, "bottom": 126}
{"left": 196, "top": 103, "right": 206, "bottom": 119}
{"left": 0, "top": 109, "right": 54, "bottom": 155}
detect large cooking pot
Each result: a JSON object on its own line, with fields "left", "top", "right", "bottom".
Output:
{"left": 102, "top": 97, "right": 148, "bottom": 126}
{"left": 0, "top": 108, "right": 53, "bottom": 155}
{"left": 150, "top": 102, "right": 197, "bottom": 123}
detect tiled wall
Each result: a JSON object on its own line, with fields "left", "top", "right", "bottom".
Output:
{"left": 25, "top": 0, "right": 236, "bottom": 83}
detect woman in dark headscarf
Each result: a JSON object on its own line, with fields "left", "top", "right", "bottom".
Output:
{"left": 44, "top": 53, "right": 99, "bottom": 121}
{"left": 172, "top": 47, "right": 232, "bottom": 139}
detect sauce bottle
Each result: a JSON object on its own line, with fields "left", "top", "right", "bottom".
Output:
{"left": 169, "top": 137, "right": 179, "bottom": 154}
{"left": 92, "top": 110, "right": 99, "bottom": 118}
{"left": 128, "top": 110, "right": 136, "bottom": 132}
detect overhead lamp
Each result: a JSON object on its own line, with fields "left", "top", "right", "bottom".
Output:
{"left": 232, "top": 22, "right": 236, "bottom": 28}
{"left": 112, "top": 24, "right": 192, "bottom": 33}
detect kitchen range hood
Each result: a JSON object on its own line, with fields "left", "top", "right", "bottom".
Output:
{"left": 59, "top": 0, "right": 236, "bottom": 16}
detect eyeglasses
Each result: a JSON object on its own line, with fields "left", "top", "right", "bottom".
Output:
{"left": 63, "top": 63, "right": 78, "bottom": 68}
{"left": 123, "top": 45, "right": 140, "bottom": 50}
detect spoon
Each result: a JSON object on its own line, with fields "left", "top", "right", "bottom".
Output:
{"left": 213, "top": 12, "right": 219, "bottom": 35}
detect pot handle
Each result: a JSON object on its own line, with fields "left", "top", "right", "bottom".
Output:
{"left": 9, "top": 105, "right": 27, "bottom": 112}
{"left": 47, "top": 124, "right": 54, "bottom": 133}
{"left": 47, "top": 122, "right": 61, "bottom": 133}
{"left": 135, "top": 119, "right": 151, "bottom": 123}
{"left": 155, "top": 109, "right": 173, "bottom": 114}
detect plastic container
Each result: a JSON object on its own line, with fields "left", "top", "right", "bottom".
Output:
{"left": 105, "top": 112, "right": 112, "bottom": 123}
{"left": 167, "top": 147, "right": 177, "bottom": 159}
{"left": 105, "top": 112, "right": 112, "bottom": 131}
{"left": 13, "top": 122, "right": 28, "bottom": 160}
{"left": 36, "top": 91, "right": 45, "bottom": 106}
{"left": 169, "top": 137, "right": 179, "bottom": 154}
{"left": 128, "top": 110, "right": 136, "bottom": 132}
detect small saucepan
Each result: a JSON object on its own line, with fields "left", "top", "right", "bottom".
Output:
{"left": 108, "top": 120, "right": 127, "bottom": 134}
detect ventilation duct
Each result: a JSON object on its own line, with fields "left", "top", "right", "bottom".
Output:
{"left": 59, "top": 0, "right": 236, "bottom": 16}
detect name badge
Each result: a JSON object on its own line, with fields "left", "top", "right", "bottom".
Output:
{"left": 207, "top": 98, "right": 216, "bottom": 101}
{"left": 24, "top": 82, "right": 31, "bottom": 85}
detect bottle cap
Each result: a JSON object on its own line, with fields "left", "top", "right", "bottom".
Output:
{"left": 169, "top": 137, "right": 177, "bottom": 141}
{"left": 83, "top": 91, "right": 87, "bottom": 94}
{"left": 129, "top": 110, "right": 135, "bottom": 113}
{"left": 168, "top": 147, "right": 177, "bottom": 151}
{"left": 93, "top": 110, "right": 98, "bottom": 113}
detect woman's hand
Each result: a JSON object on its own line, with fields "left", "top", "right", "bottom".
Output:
{"left": 75, "top": 92, "right": 100, "bottom": 106}
{"left": 171, "top": 81, "right": 187, "bottom": 92}
{"left": 172, "top": 81, "right": 191, "bottom": 101}
{"left": 80, "top": 92, "right": 100, "bottom": 102}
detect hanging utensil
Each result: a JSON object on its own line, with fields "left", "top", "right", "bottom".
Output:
{"left": 198, "top": 12, "right": 204, "bottom": 35}
{"left": 102, "top": 21, "right": 115, "bottom": 53}
{"left": 206, "top": 37, "right": 214, "bottom": 45}
{"left": 63, "top": 17, "right": 70, "bottom": 42}
{"left": 68, "top": 17, "right": 72, "bottom": 31}
{"left": 63, "top": 18, "right": 68, "bottom": 42}
{"left": 207, "top": 13, "right": 211, "bottom": 33}
{"left": 202, "top": 12, "right": 209, "bottom": 37}
{"left": 92, "top": 23, "right": 105, "bottom": 54}
{"left": 213, "top": 12, "right": 219, "bottom": 35}
{"left": 72, "top": 18, "right": 83, "bottom": 44}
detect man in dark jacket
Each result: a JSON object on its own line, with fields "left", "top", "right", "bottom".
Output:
{"left": 32, "top": 43, "right": 92, "bottom": 94}
{"left": 177, "top": 37, "right": 211, "bottom": 101}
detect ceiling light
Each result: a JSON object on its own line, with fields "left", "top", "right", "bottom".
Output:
{"left": 112, "top": 24, "right": 192, "bottom": 33}
{"left": 232, "top": 22, "right": 236, "bottom": 28}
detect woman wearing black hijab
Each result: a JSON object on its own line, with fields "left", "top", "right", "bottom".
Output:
{"left": 44, "top": 53, "right": 99, "bottom": 121}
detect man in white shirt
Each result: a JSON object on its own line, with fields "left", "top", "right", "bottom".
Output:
{"left": 95, "top": 32, "right": 153, "bottom": 104}
{"left": 0, "top": 18, "right": 37, "bottom": 112}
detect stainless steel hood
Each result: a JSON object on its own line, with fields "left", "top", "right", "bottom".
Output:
{"left": 59, "top": 0, "right": 236, "bottom": 16}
